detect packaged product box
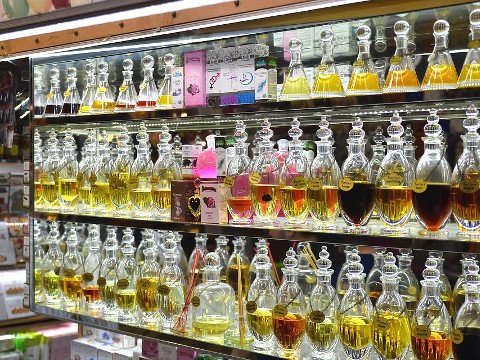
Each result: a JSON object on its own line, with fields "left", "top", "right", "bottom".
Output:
{"left": 140, "top": 339, "right": 157, "bottom": 359}
{"left": 158, "top": 343, "right": 177, "bottom": 360}
{"left": 255, "top": 57, "right": 278, "bottom": 102}
{"left": 171, "top": 180, "right": 198, "bottom": 222}
{"left": 0, "top": 335, "right": 15, "bottom": 352}
{"left": 171, "top": 66, "right": 184, "bottom": 109}
{"left": 0, "top": 269, "right": 26, "bottom": 296}
{"left": 96, "top": 330, "right": 135, "bottom": 349}
{"left": 14, "top": 333, "right": 46, "bottom": 360}
{"left": 82, "top": 326, "right": 98, "bottom": 340}
{"left": 71, "top": 338, "right": 98, "bottom": 360}
{"left": 37, "top": 321, "right": 78, "bottom": 360}
{"left": 214, "top": 136, "right": 226, "bottom": 177}
{"left": 4, "top": 296, "right": 34, "bottom": 319}
{"left": 0, "top": 222, "right": 15, "bottom": 265}
{"left": 199, "top": 180, "right": 227, "bottom": 224}
{"left": 205, "top": 50, "right": 221, "bottom": 95}
{"left": 184, "top": 50, "right": 206, "bottom": 108}
{"left": 96, "top": 343, "right": 120, "bottom": 360}
{"left": 113, "top": 349, "right": 134, "bottom": 360}
{"left": 181, "top": 144, "right": 202, "bottom": 178}
{"left": 219, "top": 47, "right": 238, "bottom": 95}
{"left": 0, "top": 351, "right": 21, "bottom": 360}
{"left": 177, "top": 347, "right": 197, "bottom": 360}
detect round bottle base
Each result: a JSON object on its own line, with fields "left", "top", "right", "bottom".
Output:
{"left": 343, "top": 225, "right": 371, "bottom": 234}
{"left": 313, "top": 223, "right": 337, "bottom": 232}
{"left": 345, "top": 90, "right": 382, "bottom": 96}
{"left": 421, "top": 84, "right": 457, "bottom": 91}
{"left": 418, "top": 228, "right": 449, "bottom": 238}
{"left": 381, "top": 226, "right": 410, "bottom": 236}
{"left": 383, "top": 87, "right": 420, "bottom": 93}
{"left": 311, "top": 92, "right": 345, "bottom": 99}
{"left": 278, "top": 95, "right": 311, "bottom": 101}
{"left": 229, "top": 219, "right": 252, "bottom": 225}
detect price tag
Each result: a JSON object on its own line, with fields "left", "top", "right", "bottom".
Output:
{"left": 82, "top": 273, "right": 94, "bottom": 282}
{"left": 452, "top": 329, "right": 464, "bottom": 344}
{"left": 119, "top": 85, "right": 128, "bottom": 93}
{"left": 191, "top": 295, "right": 201, "bottom": 307}
{"left": 292, "top": 176, "right": 308, "bottom": 189}
{"left": 384, "top": 173, "right": 404, "bottom": 186}
{"left": 64, "top": 90, "right": 71, "bottom": 97}
{"left": 353, "top": 59, "right": 365, "bottom": 68}
{"left": 308, "top": 178, "right": 322, "bottom": 191}
{"left": 139, "top": 82, "right": 147, "bottom": 90}
{"left": 339, "top": 177, "right": 353, "bottom": 191}
{"left": 272, "top": 304, "right": 288, "bottom": 317}
{"left": 414, "top": 325, "right": 431, "bottom": 339}
{"left": 140, "top": 278, "right": 151, "bottom": 289}
{"left": 412, "top": 179, "right": 427, "bottom": 193}
{"left": 306, "top": 275, "right": 317, "bottom": 284}
{"left": 317, "top": 64, "right": 328, "bottom": 72}
{"left": 309, "top": 310, "right": 325, "bottom": 323}
{"left": 76, "top": 173, "right": 84, "bottom": 183}
{"left": 89, "top": 174, "right": 97, "bottom": 184}
{"left": 246, "top": 301, "right": 257, "bottom": 314}
{"left": 408, "top": 286, "right": 417, "bottom": 296}
{"left": 157, "top": 284, "right": 170, "bottom": 295}
{"left": 97, "top": 86, "right": 107, "bottom": 94}
{"left": 390, "top": 56, "right": 401, "bottom": 66}
{"left": 249, "top": 173, "right": 261, "bottom": 185}
{"left": 375, "top": 316, "right": 390, "bottom": 331}
{"left": 460, "top": 179, "right": 478, "bottom": 194}
{"left": 117, "top": 278, "right": 129, "bottom": 290}
{"left": 47, "top": 92, "right": 54, "bottom": 99}
{"left": 97, "top": 277, "right": 106, "bottom": 287}
{"left": 224, "top": 176, "right": 235, "bottom": 188}
{"left": 150, "top": 175, "right": 159, "bottom": 186}
{"left": 64, "top": 269, "right": 76, "bottom": 278}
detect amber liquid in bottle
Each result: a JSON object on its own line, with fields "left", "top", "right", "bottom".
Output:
{"left": 451, "top": 288, "right": 465, "bottom": 318}
{"left": 62, "top": 275, "right": 82, "bottom": 300}
{"left": 422, "top": 64, "right": 458, "bottom": 88}
{"left": 251, "top": 184, "right": 281, "bottom": 220}
{"left": 384, "top": 70, "right": 419, "bottom": 90}
{"left": 372, "top": 312, "right": 410, "bottom": 359}
{"left": 114, "top": 103, "right": 136, "bottom": 111}
{"left": 116, "top": 289, "right": 136, "bottom": 310}
{"left": 136, "top": 277, "right": 159, "bottom": 312}
{"left": 451, "top": 185, "right": 480, "bottom": 221}
{"left": 226, "top": 264, "right": 250, "bottom": 298}
{"left": 339, "top": 182, "right": 375, "bottom": 225}
{"left": 411, "top": 332, "right": 452, "bottom": 360}
{"left": 83, "top": 285, "right": 100, "bottom": 302}
{"left": 375, "top": 186, "right": 413, "bottom": 223}
{"left": 413, "top": 183, "right": 451, "bottom": 230}
{"left": 368, "top": 291, "right": 381, "bottom": 306}
{"left": 91, "top": 100, "right": 115, "bottom": 112}
{"left": 91, "top": 182, "right": 112, "bottom": 208}
{"left": 227, "top": 197, "right": 253, "bottom": 220}
{"left": 453, "top": 327, "right": 480, "bottom": 359}
{"left": 458, "top": 64, "right": 480, "bottom": 87}
{"left": 58, "top": 179, "right": 79, "bottom": 204}
{"left": 152, "top": 188, "right": 172, "bottom": 210}
{"left": 136, "top": 100, "right": 157, "bottom": 108}
{"left": 308, "top": 186, "right": 339, "bottom": 220}
{"left": 280, "top": 186, "right": 309, "bottom": 220}
{"left": 43, "top": 272, "right": 60, "bottom": 296}
{"left": 347, "top": 73, "right": 381, "bottom": 92}
{"left": 273, "top": 313, "right": 306, "bottom": 351}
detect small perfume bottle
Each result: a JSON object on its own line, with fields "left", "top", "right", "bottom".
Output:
{"left": 60, "top": 228, "right": 84, "bottom": 312}
{"left": 137, "top": 247, "right": 160, "bottom": 329}
{"left": 411, "top": 258, "right": 452, "bottom": 360}
{"left": 413, "top": 110, "right": 452, "bottom": 237}
{"left": 214, "top": 235, "right": 230, "bottom": 283}
{"left": 82, "top": 237, "right": 101, "bottom": 314}
{"left": 249, "top": 239, "right": 270, "bottom": 283}
{"left": 309, "top": 117, "right": 341, "bottom": 230}
{"left": 109, "top": 126, "right": 132, "bottom": 216}
{"left": 33, "top": 129, "right": 44, "bottom": 209}
{"left": 339, "top": 118, "right": 375, "bottom": 233}
{"left": 403, "top": 124, "right": 418, "bottom": 172}
{"left": 338, "top": 249, "right": 373, "bottom": 360}
{"left": 98, "top": 243, "right": 118, "bottom": 319}
{"left": 383, "top": 20, "right": 420, "bottom": 93}
{"left": 346, "top": 25, "right": 382, "bottom": 96}
{"left": 296, "top": 242, "right": 317, "bottom": 300}
{"left": 44, "top": 68, "right": 63, "bottom": 117}
{"left": 369, "top": 127, "right": 386, "bottom": 213}
{"left": 279, "top": 39, "right": 311, "bottom": 101}
{"left": 77, "top": 129, "right": 95, "bottom": 213}
{"left": 459, "top": 10, "right": 480, "bottom": 88}
{"left": 61, "top": 67, "right": 81, "bottom": 115}
{"left": 312, "top": 28, "right": 345, "bottom": 98}
{"left": 91, "top": 130, "right": 112, "bottom": 215}
{"left": 173, "top": 232, "right": 188, "bottom": 278}
{"left": 336, "top": 245, "right": 358, "bottom": 300}
{"left": 451, "top": 255, "right": 477, "bottom": 318}
{"left": 226, "top": 120, "right": 253, "bottom": 224}
{"left": 172, "top": 135, "right": 183, "bottom": 168}
{"left": 365, "top": 247, "right": 386, "bottom": 306}
{"left": 115, "top": 244, "right": 139, "bottom": 325}
{"left": 306, "top": 246, "right": 339, "bottom": 359}
{"left": 157, "top": 53, "right": 175, "bottom": 109}
{"left": 226, "top": 236, "right": 250, "bottom": 300}
{"left": 58, "top": 129, "right": 80, "bottom": 213}
{"left": 397, "top": 249, "right": 420, "bottom": 320}
{"left": 135, "top": 230, "right": 154, "bottom": 267}
{"left": 91, "top": 61, "right": 115, "bottom": 113}
{"left": 421, "top": 20, "right": 458, "bottom": 90}
{"left": 274, "top": 139, "right": 289, "bottom": 171}
{"left": 41, "top": 222, "right": 63, "bottom": 308}
{"left": 137, "top": 55, "right": 158, "bottom": 110}
{"left": 273, "top": 248, "right": 307, "bottom": 358}
{"left": 376, "top": 112, "right": 414, "bottom": 235}
{"left": 115, "top": 58, "right": 137, "bottom": 112}
{"left": 79, "top": 61, "right": 96, "bottom": 114}
{"left": 101, "top": 226, "right": 119, "bottom": 261}
{"left": 428, "top": 251, "right": 453, "bottom": 311}
{"left": 33, "top": 69, "right": 47, "bottom": 117}
{"left": 187, "top": 233, "right": 209, "bottom": 285}
{"left": 280, "top": 118, "right": 310, "bottom": 226}
{"left": 34, "top": 223, "right": 46, "bottom": 304}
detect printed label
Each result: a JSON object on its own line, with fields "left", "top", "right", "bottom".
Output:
{"left": 117, "top": 278, "right": 129, "bottom": 290}
{"left": 317, "top": 64, "right": 329, "bottom": 72}
{"left": 272, "top": 304, "right": 288, "bottom": 317}
{"left": 119, "top": 85, "right": 128, "bottom": 93}
{"left": 376, "top": 316, "right": 390, "bottom": 331}
{"left": 309, "top": 310, "right": 325, "bottom": 323}
{"left": 414, "top": 325, "right": 431, "bottom": 339}
{"left": 97, "top": 277, "right": 106, "bottom": 287}
{"left": 157, "top": 284, "right": 170, "bottom": 295}
{"left": 412, "top": 179, "right": 427, "bottom": 193}
{"left": 390, "top": 56, "right": 401, "bottom": 66}
{"left": 150, "top": 175, "right": 159, "bottom": 186}
{"left": 339, "top": 177, "right": 354, "bottom": 191}
{"left": 384, "top": 173, "right": 404, "bottom": 186}
{"left": 452, "top": 329, "right": 464, "bottom": 344}
{"left": 408, "top": 286, "right": 417, "bottom": 296}
{"left": 292, "top": 176, "right": 308, "bottom": 189}
{"left": 89, "top": 174, "right": 97, "bottom": 184}
{"left": 64, "top": 269, "right": 76, "bottom": 277}
{"left": 308, "top": 178, "right": 322, "bottom": 191}
{"left": 97, "top": 86, "right": 107, "bottom": 94}
{"left": 139, "top": 82, "right": 147, "bottom": 90}
{"left": 249, "top": 173, "right": 261, "bottom": 185}
{"left": 246, "top": 301, "right": 257, "bottom": 314}
{"left": 353, "top": 60, "right": 365, "bottom": 68}
{"left": 82, "top": 273, "right": 94, "bottom": 282}
{"left": 63, "top": 90, "right": 71, "bottom": 97}
{"left": 140, "top": 278, "right": 151, "bottom": 289}
{"left": 191, "top": 295, "right": 201, "bottom": 307}
{"left": 460, "top": 179, "right": 478, "bottom": 194}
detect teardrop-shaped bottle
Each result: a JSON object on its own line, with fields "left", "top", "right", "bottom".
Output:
{"left": 336, "top": 245, "right": 358, "bottom": 300}
{"left": 42, "top": 222, "right": 63, "bottom": 308}
{"left": 82, "top": 237, "right": 101, "bottom": 314}
{"left": 77, "top": 129, "right": 95, "bottom": 213}
{"left": 115, "top": 244, "right": 139, "bottom": 325}
{"left": 60, "top": 228, "right": 84, "bottom": 311}
{"left": 79, "top": 61, "right": 96, "bottom": 114}
{"left": 33, "top": 129, "right": 44, "bottom": 210}
{"left": 226, "top": 236, "right": 250, "bottom": 300}
{"left": 396, "top": 249, "right": 420, "bottom": 320}
{"left": 137, "top": 247, "right": 160, "bottom": 329}
{"left": 91, "top": 61, "right": 115, "bottom": 113}
{"left": 109, "top": 126, "right": 132, "bottom": 216}
{"left": 137, "top": 55, "right": 158, "bottom": 110}
{"left": 61, "top": 67, "right": 80, "bottom": 115}
{"left": 366, "top": 247, "right": 386, "bottom": 306}
{"left": 279, "top": 39, "right": 311, "bottom": 101}
{"left": 214, "top": 235, "right": 230, "bottom": 283}
{"left": 458, "top": 10, "right": 480, "bottom": 88}
{"left": 98, "top": 242, "right": 118, "bottom": 319}
{"left": 115, "top": 58, "right": 137, "bottom": 112}
{"left": 33, "top": 69, "right": 47, "bottom": 117}
{"left": 451, "top": 254, "right": 477, "bottom": 318}
{"left": 58, "top": 129, "right": 80, "bottom": 213}
{"left": 157, "top": 53, "right": 175, "bottom": 109}
{"left": 44, "top": 68, "right": 63, "bottom": 116}
{"left": 187, "top": 233, "right": 209, "bottom": 286}
{"left": 91, "top": 130, "right": 112, "bottom": 214}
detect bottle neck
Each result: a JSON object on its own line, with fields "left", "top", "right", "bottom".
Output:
{"left": 424, "top": 141, "right": 442, "bottom": 152}
{"left": 321, "top": 42, "right": 334, "bottom": 64}
{"left": 387, "top": 141, "right": 403, "bottom": 152}
{"left": 434, "top": 33, "right": 448, "bottom": 51}
{"left": 348, "top": 142, "right": 366, "bottom": 154}
{"left": 143, "top": 69, "right": 154, "bottom": 81}
{"left": 348, "top": 274, "right": 365, "bottom": 289}
{"left": 205, "top": 268, "right": 220, "bottom": 282}
{"left": 256, "top": 267, "right": 270, "bottom": 280}
{"left": 357, "top": 40, "right": 372, "bottom": 58}
{"left": 290, "top": 50, "right": 302, "bottom": 66}
{"left": 382, "top": 278, "right": 400, "bottom": 293}
{"left": 123, "top": 71, "right": 133, "bottom": 84}
{"left": 235, "top": 143, "right": 248, "bottom": 156}
{"left": 98, "top": 73, "right": 109, "bottom": 86}
{"left": 422, "top": 280, "right": 440, "bottom": 297}
{"left": 316, "top": 141, "right": 332, "bottom": 155}
{"left": 66, "top": 242, "right": 77, "bottom": 255}
{"left": 466, "top": 285, "right": 480, "bottom": 303}
{"left": 394, "top": 35, "right": 408, "bottom": 56}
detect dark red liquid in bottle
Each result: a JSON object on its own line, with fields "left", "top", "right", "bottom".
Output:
{"left": 61, "top": 103, "right": 80, "bottom": 115}
{"left": 136, "top": 100, "right": 156, "bottom": 108}
{"left": 44, "top": 104, "right": 62, "bottom": 116}
{"left": 339, "top": 181, "right": 376, "bottom": 226}
{"left": 34, "top": 106, "right": 45, "bottom": 116}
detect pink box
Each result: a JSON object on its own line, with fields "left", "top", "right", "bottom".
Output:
{"left": 177, "top": 347, "right": 196, "bottom": 360}
{"left": 141, "top": 339, "right": 157, "bottom": 359}
{"left": 200, "top": 180, "right": 228, "bottom": 224}
{"left": 184, "top": 50, "right": 206, "bottom": 108}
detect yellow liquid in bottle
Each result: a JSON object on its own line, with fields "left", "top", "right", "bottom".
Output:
{"left": 372, "top": 312, "right": 410, "bottom": 359}
{"left": 58, "top": 178, "right": 79, "bottom": 205}
{"left": 109, "top": 172, "right": 130, "bottom": 209}
{"left": 280, "top": 77, "right": 311, "bottom": 99}
{"left": 421, "top": 64, "right": 458, "bottom": 89}
{"left": 226, "top": 263, "right": 250, "bottom": 298}
{"left": 306, "top": 316, "right": 338, "bottom": 351}
{"left": 34, "top": 269, "right": 43, "bottom": 297}
{"left": 375, "top": 186, "right": 413, "bottom": 224}
{"left": 91, "top": 182, "right": 112, "bottom": 208}
{"left": 100, "top": 281, "right": 116, "bottom": 306}
{"left": 130, "top": 189, "right": 153, "bottom": 211}
{"left": 312, "top": 73, "right": 344, "bottom": 97}
{"left": 458, "top": 63, "right": 480, "bottom": 87}
{"left": 41, "top": 182, "right": 58, "bottom": 205}
{"left": 250, "top": 184, "right": 281, "bottom": 222}
{"left": 192, "top": 315, "right": 231, "bottom": 342}
{"left": 247, "top": 308, "right": 273, "bottom": 339}
{"left": 280, "top": 186, "right": 309, "bottom": 222}
{"left": 307, "top": 186, "right": 339, "bottom": 224}
{"left": 91, "top": 100, "right": 115, "bottom": 112}
{"left": 62, "top": 274, "right": 82, "bottom": 300}
{"left": 339, "top": 316, "right": 372, "bottom": 352}
{"left": 384, "top": 69, "right": 420, "bottom": 92}
{"left": 79, "top": 187, "right": 91, "bottom": 206}
{"left": 136, "top": 277, "right": 159, "bottom": 312}
{"left": 152, "top": 188, "right": 171, "bottom": 211}
{"left": 34, "top": 182, "right": 42, "bottom": 204}
{"left": 157, "top": 95, "right": 173, "bottom": 108}
{"left": 347, "top": 72, "right": 381, "bottom": 94}
{"left": 115, "top": 289, "right": 136, "bottom": 310}
{"left": 43, "top": 271, "right": 60, "bottom": 297}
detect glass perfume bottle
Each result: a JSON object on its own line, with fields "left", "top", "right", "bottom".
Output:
{"left": 413, "top": 110, "right": 452, "bottom": 237}
{"left": 191, "top": 252, "right": 236, "bottom": 344}
{"left": 82, "top": 237, "right": 101, "bottom": 314}
{"left": 338, "top": 249, "right": 373, "bottom": 360}
{"left": 296, "top": 242, "right": 317, "bottom": 299}
{"left": 383, "top": 20, "right": 420, "bottom": 93}
{"left": 273, "top": 248, "right": 307, "bottom": 358}
{"left": 60, "top": 228, "right": 84, "bottom": 311}
{"left": 33, "top": 69, "right": 47, "bottom": 117}
{"left": 307, "top": 246, "right": 339, "bottom": 359}
{"left": 411, "top": 258, "right": 452, "bottom": 360}
{"left": 33, "top": 129, "right": 44, "bottom": 209}
{"left": 397, "top": 249, "right": 420, "bottom": 320}
{"left": 172, "top": 135, "right": 183, "bottom": 168}
{"left": 44, "top": 68, "right": 63, "bottom": 116}
{"left": 42, "top": 222, "right": 63, "bottom": 308}
{"left": 309, "top": 117, "right": 341, "bottom": 230}
{"left": 421, "top": 20, "right": 458, "bottom": 90}
{"left": 91, "top": 61, "right": 115, "bottom": 113}
{"left": 137, "top": 55, "right": 158, "bottom": 110}
{"left": 250, "top": 119, "right": 281, "bottom": 225}
{"left": 453, "top": 263, "right": 480, "bottom": 359}
{"left": 214, "top": 235, "right": 230, "bottom": 283}
{"left": 82, "top": 224, "right": 99, "bottom": 260}
{"left": 226, "top": 120, "right": 253, "bottom": 224}
{"left": 458, "top": 10, "right": 480, "bottom": 88}
{"left": 312, "top": 28, "right": 345, "bottom": 98}
{"left": 58, "top": 129, "right": 80, "bottom": 213}
{"left": 157, "top": 53, "right": 174, "bottom": 109}
{"left": 249, "top": 239, "right": 269, "bottom": 284}
{"left": 115, "top": 58, "right": 137, "bottom": 112}
{"left": 102, "top": 226, "right": 119, "bottom": 261}
{"left": 346, "top": 25, "right": 382, "bottom": 95}
{"left": 280, "top": 118, "right": 310, "bottom": 227}
{"left": 77, "top": 129, "right": 95, "bottom": 213}
{"left": 366, "top": 247, "right": 386, "bottom": 306}
{"left": 274, "top": 139, "right": 289, "bottom": 171}
{"left": 451, "top": 105, "right": 480, "bottom": 238}
{"left": 226, "top": 236, "right": 250, "bottom": 300}
{"left": 279, "top": 39, "right": 311, "bottom": 101}
{"left": 135, "top": 230, "right": 154, "bottom": 267}
{"left": 109, "top": 126, "right": 132, "bottom": 216}
{"left": 34, "top": 223, "right": 46, "bottom": 304}
{"left": 246, "top": 251, "right": 277, "bottom": 351}
{"left": 130, "top": 123, "right": 153, "bottom": 218}
{"left": 339, "top": 118, "right": 375, "bottom": 233}
{"left": 115, "top": 244, "right": 138, "bottom": 325}
{"left": 91, "top": 130, "right": 112, "bottom": 215}
{"left": 174, "top": 232, "right": 188, "bottom": 279}
{"left": 41, "top": 130, "right": 61, "bottom": 210}
{"left": 336, "top": 245, "right": 358, "bottom": 300}
{"left": 428, "top": 251, "right": 453, "bottom": 312}
{"left": 98, "top": 242, "right": 118, "bottom": 319}
{"left": 451, "top": 255, "right": 477, "bottom": 318}
{"left": 376, "top": 111, "right": 414, "bottom": 235}
{"left": 136, "top": 247, "right": 160, "bottom": 329}
{"left": 370, "top": 126, "right": 385, "bottom": 217}
{"left": 403, "top": 124, "right": 418, "bottom": 172}
{"left": 61, "top": 67, "right": 80, "bottom": 115}
{"left": 188, "top": 233, "right": 209, "bottom": 285}
{"left": 372, "top": 252, "right": 410, "bottom": 360}
{"left": 152, "top": 124, "right": 181, "bottom": 219}
{"left": 79, "top": 61, "right": 96, "bottom": 114}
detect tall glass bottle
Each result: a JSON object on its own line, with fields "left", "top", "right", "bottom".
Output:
{"left": 274, "top": 139, "right": 289, "bottom": 171}
{"left": 458, "top": 10, "right": 480, "bottom": 88}
{"left": 421, "top": 20, "right": 458, "bottom": 90}
{"left": 339, "top": 118, "right": 375, "bottom": 233}
{"left": 61, "top": 67, "right": 80, "bottom": 115}
{"left": 383, "top": 20, "right": 420, "bottom": 93}
{"left": 33, "top": 69, "right": 47, "bottom": 117}
{"left": 91, "top": 61, "right": 115, "bottom": 113}
{"left": 370, "top": 127, "right": 386, "bottom": 185}
{"left": 280, "top": 118, "right": 309, "bottom": 226}
{"left": 157, "top": 53, "right": 174, "bottom": 109}
{"left": 451, "top": 105, "right": 480, "bottom": 238}
{"left": 403, "top": 125, "right": 418, "bottom": 172}
{"left": 82, "top": 238, "right": 101, "bottom": 314}
{"left": 137, "top": 55, "right": 158, "bottom": 110}
{"left": 98, "top": 243, "right": 118, "bottom": 319}
{"left": 77, "top": 129, "right": 95, "bottom": 213}
{"left": 44, "top": 68, "right": 63, "bottom": 116}
{"left": 191, "top": 252, "right": 236, "bottom": 344}
{"left": 137, "top": 248, "right": 160, "bottom": 329}
{"left": 115, "top": 58, "right": 137, "bottom": 112}
{"left": 41, "top": 222, "right": 63, "bottom": 308}
{"left": 336, "top": 245, "right": 358, "bottom": 300}
{"left": 346, "top": 25, "right": 382, "bottom": 95}
{"left": 91, "top": 130, "right": 112, "bottom": 215}
{"left": 226, "top": 236, "right": 250, "bottom": 300}
{"left": 428, "top": 251, "right": 453, "bottom": 311}
{"left": 312, "top": 28, "right": 345, "bottom": 98}
{"left": 279, "top": 39, "right": 311, "bottom": 101}
{"left": 309, "top": 117, "right": 341, "bottom": 230}
{"left": 411, "top": 258, "right": 452, "bottom": 360}
{"left": 109, "top": 126, "right": 132, "bottom": 216}
{"left": 397, "top": 248, "right": 420, "bottom": 320}
{"left": 172, "top": 135, "right": 183, "bottom": 168}
{"left": 226, "top": 120, "right": 253, "bottom": 224}
{"left": 273, "top": 248, "right": 307, "bottom": 358}
{"left": 372, "top": 252, "right": 410, "bottom": 360}
{"left": 188, "top": 233, "right": 209, "bottom": 285}
{"left": 296, "top": 242, "right": 317, "bottom": 300}
{"left": 338, "top": 249, "right": 373, "bottom": 360}
{"left": 250, "top": 120, "right": 281, "bottom": 225}
{"left": 376, "top": 111, "right": 414, "bottom": 235}
{"left": 58, "top": 129, "right": 79, "bottom": 213}
{"left": 451, "top": 255, "right": 477, "bottom": 318}
{"left": 33, "top": 129, "right": 44, "bottom": 209}
{"left": 214, "top": 235, "right": 230, "bottom": 283}
{"left": 130, "top": 123, "right": 153, "bottom": 218}
{"left": 366, "top": 247, "right": 386, "bottom": 306}
{"left": 79, "top": 61, "right": 96, "bottom": 114}
{"left": 152, "top": 124, "right": 181, "bottom": 219}
{"left": 60, "top": 228, "right": 84, "bottom": 312}
{"left": 115, "top": 244, "right": 138, "bottom": 324}
{"left": 453, "top": 263, "right": 480, "bottom": 359}
{"left": 307, "top": 246, "right": 339, "bottom": 359}
{"left": 249, "top": 239, "right": 269, "bottom": 284}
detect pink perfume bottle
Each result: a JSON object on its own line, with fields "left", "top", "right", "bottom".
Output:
{"left": 194, "top": 134, "right": 217, "bottom": 179}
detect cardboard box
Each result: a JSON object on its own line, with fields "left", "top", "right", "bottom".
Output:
{"left": 96, "top": 331, "right": 135, "bottom": 349}
{"left": 184, "top": 50, "right": 206, "bottom": 108}
{"left": 0, "top": 351, "right": 21, "bottom": 360}
{"left": 96, "top": 343, "right": 119, "bottom": 360}
{"left": 205, "top": 50, "right": 221, "bottom": 95}
{"left": 171, "top": 180, "right": 197, "bottom": 223}
{"left": 181, "top": 144, "right": 202, "bottom": 178}
{"left": 0, "top": 335, "right": 15, "bottom": 352}
{"left": 71, "top": 338, "right": 98, "bottom": 360}
{"left": 113, "top": 349, "right": 133, "bottom": 360}
{"left": 4, "top": 296, "right": 34, "bottom": 319}
{"left": 177, "top": 347, "right": 196, "bottom": 360}
{"left": 200, "top": 180, "right": 227, "bottom": 224}
{"left": 141, "top": 339, "right": 157, "bottom": 359}
{"left": 82, "top": 326, "right": 97, "bottom": 340}
{"left": 158, "top": 343, "right": 177, "bottom": 360}
{"left": 171, "top": 67, "right": 184, "bottom": 109}
{"left": 38, "top": 322, "right": 78, "bottom": 360}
